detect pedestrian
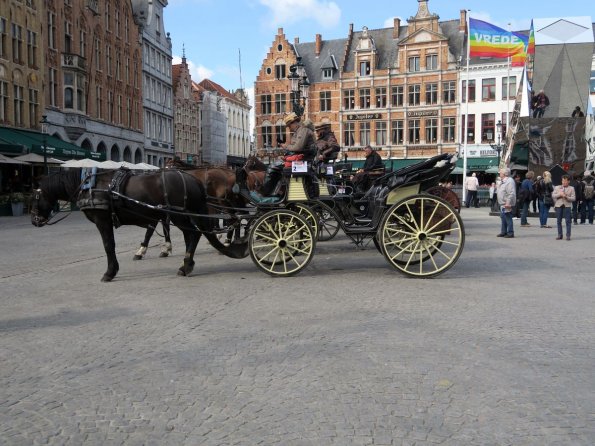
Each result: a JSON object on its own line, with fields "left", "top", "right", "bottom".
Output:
{"left": 496, "top": 168, "right": 516, "bottom": 238}
{"left": 569, "top": 172, "right": 583, "bottom": 224}
{"left": 536, "top": 171, "right": 554, "bottom": 228}
{"left": 513, "top": 173, "right": 521, "bottom": 219}
{"left": 571, "top": 106, "right": 585, "bottom": 118}
{"left": 489, "top": 182, "right": 497, "bottom": 211}
{"left": 465, "top": 172, "right": 479, "bottom": 208}
{"left": 580, "top": 170, "right": 595, "bottom": 224}
{"left": 532, "top": 89, "right": 550, "bottom": 118}
{"left": 519, "top": 171, "right": 534, "bottom": 227}
{"left": 552, "top": 174, "right": 576, "bottom": 240}
{"left": 531, "top": 176, "right": 539, "bottom": 213}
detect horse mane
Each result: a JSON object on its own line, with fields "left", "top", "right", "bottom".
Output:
{"left": 245, "top": 155, "right": 267, "bottom": 172}
{"left": 41, "top": 169, "right": 82, "bottom": 202}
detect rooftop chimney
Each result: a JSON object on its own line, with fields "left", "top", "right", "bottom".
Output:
{"left": 393, "top": 17, "right": 401, "bottom": 39}
{"left": 459, "top": 10, "right": 467, "bottom": 32}
{"left": 315, "top": 34, "right": 322, "bottom": 56}
{"left": 294, "top": 37, "right": 299, "bottom": 45}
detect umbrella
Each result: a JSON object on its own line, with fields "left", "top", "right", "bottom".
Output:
{"left": 61, "top": 158, "right": 101, "bottom": 168}
{"left": 119, "top": 161, "right": 137, "bottom": 169}
{"left": 134, "top": 162, "right": 160, "bottom": 170}
{"left": 0, "top": 153, "right": 30, "bottom": 165}
{"left": 98, "top": 160, "right": 122, "bottom": 169}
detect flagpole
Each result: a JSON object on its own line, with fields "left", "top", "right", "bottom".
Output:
{"left": 505, "top": 22, "right": 511, "bottom": 162}
{"left": 462, "top": 10, "right": 470, "bottom": 205}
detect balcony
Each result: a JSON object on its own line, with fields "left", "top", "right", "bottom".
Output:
{"left": 61, "top": 53, "right": 86, "bottom": 71}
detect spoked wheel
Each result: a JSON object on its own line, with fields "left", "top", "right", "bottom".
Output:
{"left": 310, "top": 201, "right": 341, "bottom": 241}
{"left": 249, "top": 209, "right": 316, "bottom": 277}
{"left": 288, "top": 203, "right": 318, "bottom": 239}
{"left": 426, "top": 185, "right": 461, "bottom": 212}
{"left": 378, "top": 194, "right": 464, "bottom": 277}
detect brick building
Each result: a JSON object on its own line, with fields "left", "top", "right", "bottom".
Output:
{"left": 172, "top": 54, "right": 200, "bottom": 164}
{"left": 254, "top": 0, "right": 465, "bottom": 167}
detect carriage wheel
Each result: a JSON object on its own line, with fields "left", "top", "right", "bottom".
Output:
{"left": 310, "top": 201, "right": 340, "bottom": 241}
{"left": 378, "top": 194, "right": 464, "bottom": 277}
{"left": 249, "top": 210, "right": 316, "bottom": 277}
{"left": 426, "top": 186, "right": 461, "bottom": 212}
{"left": 288, "top": 203, "right": 318, "bottom": 239}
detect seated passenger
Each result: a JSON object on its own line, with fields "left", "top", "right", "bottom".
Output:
{"left": 261, "top": 112, "right": 317, "bottom": 196}
{"left": 314, "top": 122, "right": 340, "bottom": 163}
{"left": 352, "top": 145, "right": 384, "bottom": 193}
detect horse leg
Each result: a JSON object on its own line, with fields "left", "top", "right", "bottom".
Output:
{"left": 93, "top": 214, "right": 119, "bottom": 282}
{"left": 134, "top": 224, "right": 156, "bottom": 260}
{"left": 159, "top": 219, "right": 172, "bottom": 257}
{"left": 177, "top": 229, "right": 200, "bottom": 276}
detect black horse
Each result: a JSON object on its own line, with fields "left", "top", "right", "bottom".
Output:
{"left": 31, "top": 168, "right": 246, "bottom": 282}
{"left": 133, "top": 217, "right": 172, "bottom": 260}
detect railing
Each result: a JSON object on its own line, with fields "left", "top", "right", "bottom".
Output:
{"left": 62, "top": 53, "right": 86, "bottom": 70}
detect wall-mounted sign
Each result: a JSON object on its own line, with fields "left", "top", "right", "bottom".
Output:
{"left": 346, "top": 113, "right": 382, "bottom": 121}
{"left": 406, "top": 110, "right": 439, "bottom": 117}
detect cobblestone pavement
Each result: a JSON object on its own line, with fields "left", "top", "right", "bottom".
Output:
{"left": 1, "top": 209, "right": 594, "bottom": 445}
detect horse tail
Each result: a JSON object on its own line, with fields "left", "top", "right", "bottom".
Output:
{"left": 203, "top": 232, "right": 248, "bottom": 259}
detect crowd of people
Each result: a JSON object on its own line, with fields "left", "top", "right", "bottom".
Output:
{"left": 492, "top": 168, "right": 594, "bottom": 241}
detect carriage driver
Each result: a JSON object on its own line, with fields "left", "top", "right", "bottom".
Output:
{"left": 315, "top": 122, "right": 340, "bottom": 163}
{"left": 261, "top": 112, "right": 318, "bottom": 195}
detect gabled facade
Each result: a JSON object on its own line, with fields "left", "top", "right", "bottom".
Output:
{"left": 172, "top": 55, "right": 200, "bottom": 164}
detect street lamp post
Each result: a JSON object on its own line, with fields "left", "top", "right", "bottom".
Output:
{"left": 40, "top": 115, "right": 49, "bottom": 175}
{"left": 490, "top": 120, "right": 503, "bottom": 171}
{"left": 287, "top": 57, "right": 309, "bottom": 117}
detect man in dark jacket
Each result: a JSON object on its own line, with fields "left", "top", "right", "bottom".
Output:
{"left": 314, "top": 122, "right": 340, "bottom": 163}
{"left": 352, "top": 146, "right": 384, "bottom": 193}
{"left": 580, "top": 170, "right": 595, "bottom": 224}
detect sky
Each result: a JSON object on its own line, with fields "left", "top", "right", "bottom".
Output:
{"left": 164, "top": 0, "right": 594, "bottom": 121}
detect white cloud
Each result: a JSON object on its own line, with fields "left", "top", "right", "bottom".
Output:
{"left": 259, "top": 0, "right": 341, "bottom": 29}
{"left": 172, "top": 55, "right": 213, "bottom": 81}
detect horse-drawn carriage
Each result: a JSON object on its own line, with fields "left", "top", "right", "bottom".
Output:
{"left": 30, "top": 153, "right": 464, "bottom": 281}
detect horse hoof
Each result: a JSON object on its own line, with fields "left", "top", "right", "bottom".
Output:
{"left": 101, "top": 275, "right": 114, "bottom": 282}
{"left": 133, "top": 255, "right": 143, "bottom": 260}
{"left": 177, "top": 269, "right": 187, "bottom": 276}
{"left": 159, "top": 252, "right": 169, "bottom": 258}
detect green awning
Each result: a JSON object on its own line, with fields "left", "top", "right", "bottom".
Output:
{"left": 0, "top": 126, "right": 104, "bottom": 160}
{"left": 455, "top": 156, "right": 499, "bottom": 172}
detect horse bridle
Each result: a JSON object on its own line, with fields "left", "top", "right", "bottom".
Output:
{"left": 30, "top": 188, "right": 73, "bottom": 226}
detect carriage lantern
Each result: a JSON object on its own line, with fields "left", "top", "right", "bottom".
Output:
{"left": 288, "top": 57, "right": 309, "bottom": 117}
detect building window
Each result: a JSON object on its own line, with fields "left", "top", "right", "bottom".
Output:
{"left": 359, "top": 122, "right": 370, "bottom": 146}
{"left": 408, "top": 119, "right": 420, "bottom": 143}
{"left": 275, "top": 124, "right": 285, "bottom": 145}
{"left": 443, "top": 81, "right": 456, "bottom": 104}
{"left": 391, "top": 86, "right": 404, "bottom": 107}
{"left": 0, "top": 81, "right": 8, "bottom": 122}
{"left": 344, "top": 122, "right": 355, "bottom": 146}
{"left": 95, "top": 38, "right": 101, "bottom": 70}
{"left": 391, "top": 120, "right": 404, "bottom": 144}
{"left": 106, "top": 45, "right": 111, "bottom": 76}
{"left": 502, "top": 76, "right": 516, "bottom": 100}
{"left": 262, "top": 124, "right": 273, "bottom": 147}
{"left": 96, "top": 85, "right": 102, "bottom": 119}
{"left": 80, "top": 30, "right": 86, "bottom": 57}
{"left": 359, "top": 88, "right": 370, "bottom": 109}
{"left": 320, "top": 91, "right": 331, "bottom": 112}
{"left": 28, "top": 88, "right": 38, "bottom": 127}
{"left": 64, "top": 73, "right": 74, "bottom": 109}
{"left": 274, "top": 93, "right": 286, "bottom": 114}
{"left": 408, "top": 56, "right": 420, "bottom": 72}
{"left": 343, "top": 89, "right": 355, "bottom": 110}
{"left": 0, "top": 18, "right": 7, "bottom": 59}
{"left": 125, "top": 15, "right": 129, "bottom": 41}
{"left": 481, "top": 113, "right": 495, "bottom": 143}
{"left": 107, "top": 91, "right": 114, "bottom": 121}
{"left": 47, "top": 12, "right": 56, "bottom": 49}
{"left": 482, "top": 78, "right": 496, "bottom": 101}
{"left": 260, "top": 94, "right": 272, "bottom": 114}
{"left": 116, "top": 50, "right": 121, "bottom": 80}
{"left": 408, "top": 84, "right": 420, "bottom": 106}
{"left": 359, "top": 60, "right": 370, "bottom": 76}
{"left": 64, "top": 21, "right": 72, "bottom": 53}
{"left": 12, "top": 24, "right": 23, "bottom": 63}
{"left": 26, "top": 30, "right": 37, "bottom": 67}
{"left": 443, "top": 117, "right": 456, "bottom": 142}
{"left": 425, "top": 118, "right": 438, "bottom": 143}
{"left": 13, "top": 85, "right": 24, "bottom": 125}
{"left": 49, "top": 68, "right": 57, "bottom": 107}
{"left": 462, "top": 114, "right": 475, "bottom": 143}
{"left": 426, "top": 54, "right": 438, "bottom": 70}
{"left": 105, "top": 1, "right": 111, "bottom": 30}
{"left": 375, "top": 121, "right": 387, "bottom": 145}
{"left": 501, "top": 112, "right": 508, "bottom": 136}
{"left": 462, "top": 80, "right": 475, "bottom": 102}
{"left": 425, "top": 83, "right": 438, "bottom": 105}
{"left": 275, "top": 64, "right": 286, "bottom": 80}
{"left": 322, "top": 68, "right": 333, "bottom": 79}
{"left": 375, "top": 87, "right": 386, "bottom": 108}
{"left": 115, "top": 9, "right": 121, "bottom": 37}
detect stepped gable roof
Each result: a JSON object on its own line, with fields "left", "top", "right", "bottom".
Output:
{"left": 294, "top": 37, "right": 346, "bottom": 83}
{"left": 172, "top": 64, "right": 182, "bottom": 88}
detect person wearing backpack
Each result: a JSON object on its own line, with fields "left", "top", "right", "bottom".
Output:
{"left": 580, "top": 170, "right": 595, "bottom": 224}
{"left": 519, "top": 171, "right": 535, "bottom": 227}
{"left": 537, "top": 171, "right": 554, "bottom": 228}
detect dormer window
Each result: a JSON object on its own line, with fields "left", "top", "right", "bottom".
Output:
{"left": 359, "top": 61, "right": 370, "bottom": 76}
{"left": 322, "top": 68, "right": 333, "bottom": 80}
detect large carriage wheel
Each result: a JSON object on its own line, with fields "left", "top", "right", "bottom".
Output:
{"left": 287, "top": 203, "right": 318, "bottom": 239}
{"left": 310, "top": 201, "right": 341, "bottom": 241}
{"left": 249, "top": 210, "right": 316, "bottom": 277}
{"left": 378, "top": 194, "right": 464, "bottom": 277}
{"left": 426, "top": 186, "right": 461, "bottom": 212}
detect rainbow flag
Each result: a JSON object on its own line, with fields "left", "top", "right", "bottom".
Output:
{"left": 527, "top": 20, "right": 535, "bottom": 57}
{"left": 469, "top": 17, "right": 528, "bottom": 63}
